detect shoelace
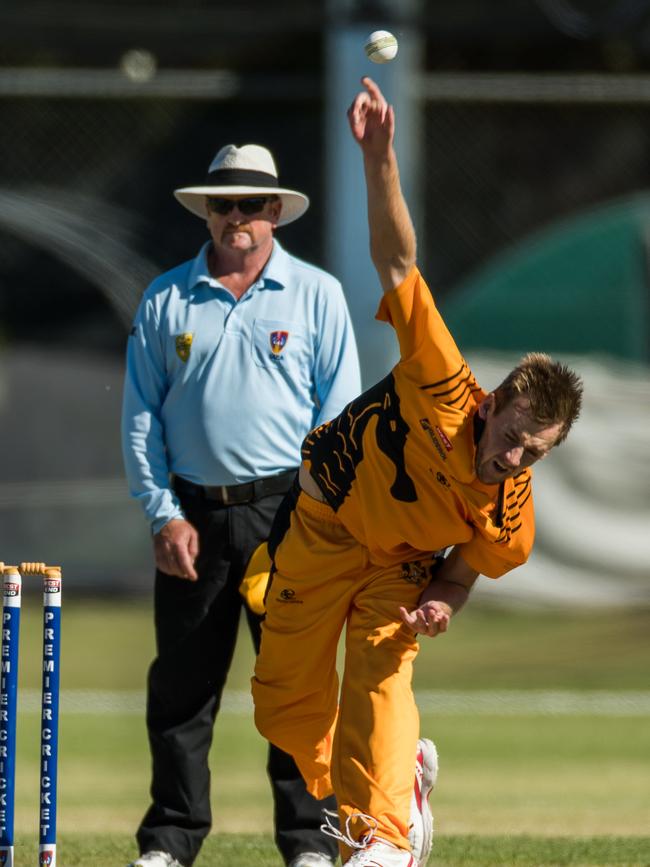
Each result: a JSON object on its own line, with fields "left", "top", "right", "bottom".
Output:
{"left": 320, "top": 809, "right": 378, "bottom": 850}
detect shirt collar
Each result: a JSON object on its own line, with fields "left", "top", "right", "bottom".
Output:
{"left": 188, "top": 239, "right": 289, "bottom": 292}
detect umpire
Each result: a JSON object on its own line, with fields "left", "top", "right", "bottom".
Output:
{"left": 121, "top": 143, "right": 361, "bottom": 867}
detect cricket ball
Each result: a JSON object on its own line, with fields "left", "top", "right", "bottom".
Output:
{"left": 364, "top": 30, "right": 399, "bottom": 64}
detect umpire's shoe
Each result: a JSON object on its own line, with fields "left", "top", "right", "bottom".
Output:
{"left": 289, "top": 854, "right": 336, "bottom": 866}
{"left": 127, "top": 851, "right": 184, "bottom": 867}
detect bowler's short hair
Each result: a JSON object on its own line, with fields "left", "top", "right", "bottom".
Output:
{"left": 493, "top": 352, "right": 583, "bottom": 445}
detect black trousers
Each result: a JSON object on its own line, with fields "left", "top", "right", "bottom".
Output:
{"left": 136, "top": 484, "right": 338, "bottom": 866}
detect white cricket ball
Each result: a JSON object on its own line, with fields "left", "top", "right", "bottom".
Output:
{"left": 364, "top": 30, "right": 398, "bottom": 64}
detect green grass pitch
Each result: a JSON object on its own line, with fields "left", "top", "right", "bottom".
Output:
{"left": 8, "top": 595, "right": 650, "bottom": 866}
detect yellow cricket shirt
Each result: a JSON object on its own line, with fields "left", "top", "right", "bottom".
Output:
{"left": 302, "top": 266, "right": 534, "bottom": 578}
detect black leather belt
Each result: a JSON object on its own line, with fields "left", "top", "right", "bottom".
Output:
{"left": 172, "top": 470, "right": 297, "bottom": 506}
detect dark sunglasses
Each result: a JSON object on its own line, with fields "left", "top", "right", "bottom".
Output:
{"left": 206, "top": 196, "right": 273, "bottom": 216}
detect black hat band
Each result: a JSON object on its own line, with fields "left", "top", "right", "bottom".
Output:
{"left": 205, "top": 168, "right": 279, "bottom": 187}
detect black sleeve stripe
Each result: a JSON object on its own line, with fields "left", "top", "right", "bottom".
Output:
{"left": 425, "top": 381, "right": 470, "bottom": 400}
{"left": 423, "top": 382, "right": 478, "bottom": 409}
{"left": 515, "top": 477, "right": 531, "bottom": 494}
{"left": 432, "top": 383, "right": 483, "bottom": 406}
{"left": 514, "top": 477, "right": 531, "bottom": 496}
{"left": 419, "top": 361, "right": 467, "bottom": 390}
{"left": 421, "top": 368, "right": 473, "bottom": 397}
{"left": 497, "top": 524, "right": 523, "bottom": 542}
{"left": 436, "top": 382, "right": 483, "bottom": 406}
{"left": 517, "top": 488, "right": 532, "bottom": 509}
{"left": 453, "top": 388, "right": 478, "bottom": 412}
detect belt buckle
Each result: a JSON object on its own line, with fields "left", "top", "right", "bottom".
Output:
{"left": 219, "top": 485, "right": 229, "bottom": 505}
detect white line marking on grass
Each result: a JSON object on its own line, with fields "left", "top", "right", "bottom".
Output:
{"left": 416, "top": 690, "right": 650, "bottom": 715}
{"left": 15, "top": 689, "right": 650, "bottom": 716}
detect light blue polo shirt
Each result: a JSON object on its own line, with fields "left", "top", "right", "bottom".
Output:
{"left": 121, "top": 240, "right": 361, "bottom": 532}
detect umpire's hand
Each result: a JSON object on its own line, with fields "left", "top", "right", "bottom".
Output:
{"left": 154, "top": 518, "right": 199, "bottom": 581}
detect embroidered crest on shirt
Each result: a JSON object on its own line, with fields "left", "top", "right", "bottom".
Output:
{"left": 175, "top": 332, "right": 194, "bottom": 363}
{"left": 400, "top": 560, "right": 429, "bottom": 586}
{"left": 269, "top": 330, "right": 289, "bottom": 358}
{"left": 276, "top": 587, "right": 303, "bottom": 604}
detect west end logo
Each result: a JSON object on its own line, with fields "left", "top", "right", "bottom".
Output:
{"left": 269, "top": 331, "right": 289, "bottom": 361}
{"left": 400, "top": 561, "right": 428, "bottom": 586}
{"left": 175, "top": 332, "right": 194, "bottom": 363}
{"left": 277, "top": 587, "right": 303, "bottom": 604}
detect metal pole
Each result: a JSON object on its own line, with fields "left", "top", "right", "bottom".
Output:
{"left": 325, "top": 0, "right": 424, "bottom": 386}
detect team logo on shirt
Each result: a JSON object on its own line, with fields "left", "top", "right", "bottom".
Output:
{"left": 400, "top": 561, "right": 429, "bottom": 586}
{"left": 269, "top": 331, "right": 289, "bottom": 356}
{"left": 277, "top": 587, "right": 303, "bottom": 604}
{"left": 175, "top": 332, "right": 194, "bottom": 363}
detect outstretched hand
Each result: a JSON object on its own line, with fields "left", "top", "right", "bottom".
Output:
{"left": 399, "top": 600, "right": 451, "bottom": 638}
{"left": 347, "top": 76, "right": 394, "bottom": 156}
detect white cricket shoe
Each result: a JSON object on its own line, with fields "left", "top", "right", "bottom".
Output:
{"left": 289, "top": 853, "right": 336, "bottom": 866}
{"left": 344, "top": 839, "right": 416, "bottom": 866}
{"left": 408, "top": 738, "right": 438, "bottom": 866}
{"left": 127, "top": 852, "right": 184, "bottom": 867}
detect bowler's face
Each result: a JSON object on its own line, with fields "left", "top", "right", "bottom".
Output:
{"left": 475, "top": 394, "right": 562, "bottom": 485}
{"left": 206, "top": 196, "right": 282, "bottom": 254}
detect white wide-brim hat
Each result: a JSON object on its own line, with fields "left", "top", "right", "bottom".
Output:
{"left": 174, "top": 143, "right": 309, "bottom": 227}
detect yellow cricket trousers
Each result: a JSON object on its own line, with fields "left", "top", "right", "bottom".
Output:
{"left": 252, "top": 490, "right": 434, "bottom": 858}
